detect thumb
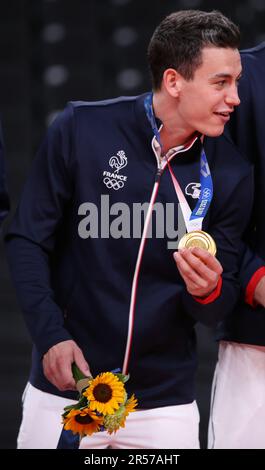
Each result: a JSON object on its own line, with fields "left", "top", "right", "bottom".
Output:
{"left": 73, "top": 347, "right": 91, "bottom": 377}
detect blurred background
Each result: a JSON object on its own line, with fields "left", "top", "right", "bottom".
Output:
{"left": 1, "top": 0, "right": 264, "bottom": 449}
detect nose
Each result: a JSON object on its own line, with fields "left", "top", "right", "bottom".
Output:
{"left": 225, "top": 85, "right": 240, "bottom": 107}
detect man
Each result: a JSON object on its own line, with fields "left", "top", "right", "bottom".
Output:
{"left": 0, "top": 121, "right": 9, "bottom": 227}
{"left": 209, "top": 42, "right": 265, "bottom": 449}
{"left": 6, "top": 10, "right": 251, "bottom": 449}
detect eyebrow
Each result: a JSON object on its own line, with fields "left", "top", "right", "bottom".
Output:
{"left": 210, "top": 72, "right": 243, "bottom": 80}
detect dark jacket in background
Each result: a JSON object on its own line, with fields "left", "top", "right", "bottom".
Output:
{"left": 218, "top": 43, "right": 265, "bottom": 345}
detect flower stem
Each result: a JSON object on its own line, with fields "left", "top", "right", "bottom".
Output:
{"left": 72, "top": 363, "right": 87, "bottom": 382}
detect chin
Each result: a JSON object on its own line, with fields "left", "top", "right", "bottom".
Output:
{"left": 204, "top": 126, "right": 224, "bottom": 137}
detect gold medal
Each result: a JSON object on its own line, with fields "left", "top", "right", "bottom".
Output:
{"left": 178, "top": 230, "right": 216, "bottom": 256}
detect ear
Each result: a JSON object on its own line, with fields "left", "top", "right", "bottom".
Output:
{"left": 162, "top": 68, "right": 182, "bottom": 97}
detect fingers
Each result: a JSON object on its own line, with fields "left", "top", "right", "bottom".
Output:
{"left": 73, "top": 347, "right": 91, "bottom": 377}
{"left": 174, "top": 248, "right": 220, "bottom": 284}
{"left": 253, "top": 275, "right": 265, "bottom": 308}
{"left": 190, "top": 247, "right": 223, "bottom": 275}
{"left": 174, "top": 251, "right": 210, "bottom": 289}
{"left": 43, "top": 340, "right": 85, "bottom": 391}
{"left": 173, "top": 247, "right": 222, "bottom": 297}
{"left": 176, "top": 266, "right": 200, "bottom": 294}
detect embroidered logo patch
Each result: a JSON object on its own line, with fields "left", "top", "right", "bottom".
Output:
{"left": 103, "top": 150, "right": 128, "bottom": 191}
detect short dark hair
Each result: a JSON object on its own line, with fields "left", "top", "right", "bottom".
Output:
{"left": 147, "top": 10, "right": 240, "bottom": 90}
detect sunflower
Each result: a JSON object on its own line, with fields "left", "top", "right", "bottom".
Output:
{"left": 63, "top": 408, "right": 103, "bottom": 436}
{"left": 84, "top": 372, "right": 126, "bottom": 415}
{"left": 104, "top": 394, "right": 138, "bottom": 434}
{"left": 103, "top": 405, "right": 126, "bottom": 434}
{"left": 120, "top": 394, "right": 138, "bottom": 426}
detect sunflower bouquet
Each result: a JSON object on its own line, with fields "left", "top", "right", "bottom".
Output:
{"left": 62, "top": 364, "right": 137, "bottom": 438}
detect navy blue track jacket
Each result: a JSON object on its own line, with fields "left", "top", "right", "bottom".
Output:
{"left": 6, "top": 94, "right": 253, "bottom": 407}
{"left": 217, "top": 43, "right": 265, "bottom": 346}
{"left": 0, "top": 121, "right": 9, "bottom": 227}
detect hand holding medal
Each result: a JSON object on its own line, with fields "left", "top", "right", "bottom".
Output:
{"left": 174, "top": 244, "right": 223, "bottom": 298}
{"left": 176, "top": 231, "right": 222, "bottom": 297}
{"left": 166, "top": 140, "right": 222, "bottom": 296}
{"left": 166, "top": 142, "right": 222, "bottom": 297}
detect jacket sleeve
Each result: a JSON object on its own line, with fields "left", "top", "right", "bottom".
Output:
{"left": 5, "top": 104, "right": 75, "bottom": 356}
{"left": 0, "top": 121, "right": 10, "bottom": 226}
{"left": 181, "top": 166, "right": 254, "bottom": 327}
{"left": 238, "top": 242, "right": 265, "bottom": 306}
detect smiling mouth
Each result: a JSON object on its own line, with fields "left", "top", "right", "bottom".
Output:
{"left": 214, "top": 111, "right": 231, "bottom": 117}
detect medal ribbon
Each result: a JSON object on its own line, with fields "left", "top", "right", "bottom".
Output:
{"left": 144, "top": 92, "right": 213, "bottom": 232}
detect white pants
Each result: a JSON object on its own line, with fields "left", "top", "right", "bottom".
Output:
{"left": 208, "top": 341, "right": 265, "bottom": 449}
{"left": 18, "top": 383, "right": 200, "bottom": 449}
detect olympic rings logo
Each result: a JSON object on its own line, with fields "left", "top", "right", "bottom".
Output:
{"left": 103, "top": 177, "right": 125, "bottom": 190}
{"left": 202, "top": 188, "right": 212, "bottom": 198}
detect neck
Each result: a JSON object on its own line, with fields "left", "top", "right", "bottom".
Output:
{"left": 152, "top": 91, "right": 197, "bottom": 149}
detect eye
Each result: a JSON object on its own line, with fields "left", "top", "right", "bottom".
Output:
{"left": 215, "top": 80, "right": 226, "bottom": 87}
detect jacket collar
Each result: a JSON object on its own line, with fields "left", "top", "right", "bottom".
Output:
{"left": 134, "top": 92, "right": 202, "bottom": 159}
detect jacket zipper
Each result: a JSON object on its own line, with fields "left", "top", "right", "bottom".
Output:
{"left": 122, "top": 135, "right": 199, "bottom": 374}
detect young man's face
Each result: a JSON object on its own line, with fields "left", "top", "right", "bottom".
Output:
{"left": 177, "top": 46, "right": 242, "bottom": 137}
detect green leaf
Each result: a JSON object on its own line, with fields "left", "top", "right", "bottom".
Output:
{"left": 114, "top": 373, "right": 130, "bottom": 384}
{"left": 63, "top": 404, "right": 76, "bottom": 411}
{"left": 72, "top": 362, "right": 87, "bottom": 382}
{"left": 62, "top": 397, "right": 89, "bottom": 416}
{"left": 77, "top": 395, "right": 88, "bottom": 408}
